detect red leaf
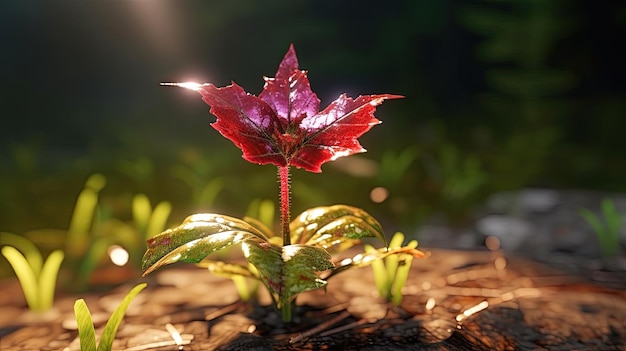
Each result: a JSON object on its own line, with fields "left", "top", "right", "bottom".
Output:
{"left": 292, "top": 93, "right": 402, "bottom": 172}
{"left": 198, "top": 83, "right": 288, "bottom": 167}
{"left": 173, "top": 44, "right": 403, "bottom": 172}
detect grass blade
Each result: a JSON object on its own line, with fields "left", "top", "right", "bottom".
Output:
{"left": 1, "top": 232, "right": 43, "bottom": 276}
{"left": 97, "top": 283, "right": 147, "bottom": 351}
{"left": 365, "top": 244, "right": 388, "bottom": 298}
{"left": 385, "top": 233, "right": 405, "bottom": 285}
{"left": 602, "top": 199, "right": 622, "bottom": 242}
{"left": 2, "top": 246, "right": 39, "bottom": 311}
{"left": 38, "top": 250, "right": 65, "bottom": 311}
{"left": 132, "top": 194, "right": 152, "bottom": 234}
{"left": 146, "top": 201, "right": 172, "bottom": 239}
{"left": 74, "top": 299, "right": 97, "bottom": 351}
{"left": 391, "top": 239, "right": 418, "bottom": 305}
{"left": 579, "top": 208, "right": 604, "bottom": 237}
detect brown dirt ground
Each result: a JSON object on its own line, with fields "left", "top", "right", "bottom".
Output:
{"left": 1, "top": 248, "right": 625, "bottom": 351}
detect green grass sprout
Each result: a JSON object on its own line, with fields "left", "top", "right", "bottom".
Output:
{"left": 1, "top": 233, "right": 64, "bottom": 312}
{"left": 74, "top": 282, "right": 147, "bottom": 351}
{"left": 67, "top": 173, "right": 106, "bottom": 255}
{"left": 365, "top": 232, "right": 418, "bottom": 305}
{"left": 132, "top": 194, "right": 172, "bottom": 240}
{"left": 580, "top": 198, "right": 623, "bottom": 257}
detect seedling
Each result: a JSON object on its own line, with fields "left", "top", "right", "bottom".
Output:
{"left": 1, "top": 232, "right": 64, "bottom": 312}
{"left": 365, "top": 232, "right": 418, "bottom": 305}
{"left": 132, "top": 193, "right": 172, "bottom": 240}
{"left": 74, "top": 282, "right": 147, "bottom": 351}
{"left": 144, "top": 45, "right": 424, "bottom": 322}
{"left": 580, "top": 198, "right": 623, "bottom": 257}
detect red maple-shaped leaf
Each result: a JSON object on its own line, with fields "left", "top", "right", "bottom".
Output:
{"left": 170, "top": 44, "right": 403, "bottom": 172}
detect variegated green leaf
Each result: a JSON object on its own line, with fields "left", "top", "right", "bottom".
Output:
{"left": 241, "top": 241, "right": 283, "bottom": 299}
{"left": 243, "top": 242, "right": 334, "bottom": 308}
{"left": 290, "top": 205, "right": 386, "bottom": 252}
{"left": 280, "top": 245, "right": 334, "bottom": 304}
{"left": 142, "top": 213, "right": 269, "bottom": 275}
{"left": 327, "top": 245, "right": 426, "bottom": 279}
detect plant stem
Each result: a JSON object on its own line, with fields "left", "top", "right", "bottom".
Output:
{"left": 278, "top": 166, "right": 291, "bottom": 246}
{"left": 281, "top": 300, "right": 293, "bottom": 323}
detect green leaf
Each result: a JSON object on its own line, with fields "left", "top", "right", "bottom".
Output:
{"left": 132, "top": 194, "right": 152, "bottom": 234}
{"left": 74, "top": 299, "right": 97, "bottom": 351}
{"left": 1, "top": 232, "right": 43, "bottom": 277}
{"left": 2, "top": 246, "right": 40, "bottom": 311}
{"left": 142, "top": 213, "right": 269, "bottom": 275}
{"left": 365, "top": 244, "right": 389, "bottom": 298}
{"left": 391, "top": 239, "right": 418, "bottom": 305}
{"left": 197, "top": 178, "right": 224, "bottom": 207}
{"left": 281, "top": 245, "right": 334, "bottom": 304}
{"left": 245, "top": 198, "right": 276, "bottom": 233}
{"left": 328, "top": 245, "right": 425, "bottom": 280}
{"left": 67, "top": 174, "right": 106, "bottom": 255}
{"left": 385, "top": 232, "right": 406, "bottom": 282}
{"left": 242, "top": 242, "right": 334, "bottom": 308}
{"left": 38, "top": 250, "right": 64, "bottom": 311}
{"left": 98, "top": 283, "right": 147, "bottom": 351}
{"left": 601, "top": 199, "right": 622, "bottom": 242}
{"left": 290, "top": 205, "right": 386, "bottom": 252}
{"left": 146, "top": 201, "right": 172, "bottom": 239}
{"left": 241, "top": 241, "right": 283, "bottom": 301}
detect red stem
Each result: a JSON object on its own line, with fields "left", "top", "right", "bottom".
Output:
{"left": 278, "top": 166, "right": 291, "bottom": 245}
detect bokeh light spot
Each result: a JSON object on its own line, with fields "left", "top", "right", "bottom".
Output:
{"left": 370, "top": 186, "right": 389, "bottom": 203}
{"left": 108, "top": 245, "right": 129, "bottom": 266}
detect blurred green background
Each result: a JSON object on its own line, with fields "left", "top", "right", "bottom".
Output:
{"left": 1, "top": 0, "right": 625, "bottom": 238}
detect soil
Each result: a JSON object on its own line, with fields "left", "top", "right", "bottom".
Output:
{"left": 1, "top": 248, "right": 624, "bottom": 351}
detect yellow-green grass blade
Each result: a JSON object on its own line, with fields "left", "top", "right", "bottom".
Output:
{"left": 2, "top": 246, "right": 39, "bottom": 311}
{"left": 98, "top": 283, "right": 147, "bottom": 351}
{"left": 38, "top": 250, "right": 64, "bottom": 311}
{"left": 74, "top": 299, "right": 97, "bottom": 351}
{"left": 1, "top": 232, "right": 43, "bottom": 276}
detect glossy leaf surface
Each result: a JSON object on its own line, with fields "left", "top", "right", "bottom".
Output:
{"left": 142, "top": 214, "right": 268, "bottom": 275}
{"left": 143, "top": 213, "right": 334, "bottom": 308}
{"left": 244, "top": 242, "right": 333, "bottom": 308}
{"left": 171, "top": 45, "right": 403, "bottom": 172}
{"left": 327, "top": 245, "right": 426, "bottom": 279}
{"left": 290, "top": 205, "right": 386, "bottom": 252}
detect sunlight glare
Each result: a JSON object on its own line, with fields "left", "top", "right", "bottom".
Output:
{"left": 282, "top": 245, "right": 303, "bottom": 261}
{"left": 160, "top": 82, "right": 205, "bottom": 91}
